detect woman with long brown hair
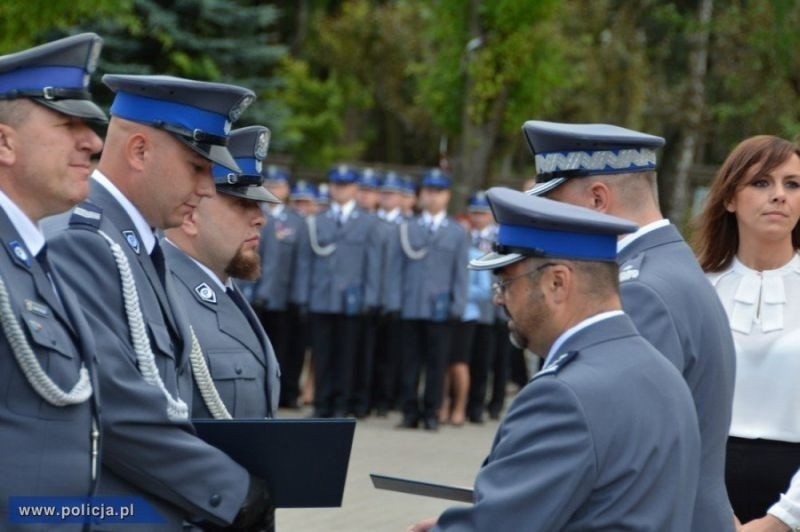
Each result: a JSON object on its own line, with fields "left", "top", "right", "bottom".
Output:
{"left": 694, "top": 135, "right": 800, "bottom": 531}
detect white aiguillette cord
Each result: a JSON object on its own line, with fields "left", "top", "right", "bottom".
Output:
{"left": 0, "top": 277, "right": 93, "bottom": 406}
{"left": 97, "top": 229, "right": 188, "bottom": 421}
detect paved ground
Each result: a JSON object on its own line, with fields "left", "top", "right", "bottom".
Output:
{"left": 274, "top": 407, "right": 505, "bottom": 532}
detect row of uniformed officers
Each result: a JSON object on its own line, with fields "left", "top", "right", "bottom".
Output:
{"left": 244, "top": 165, "right": 522, "bottom": 431}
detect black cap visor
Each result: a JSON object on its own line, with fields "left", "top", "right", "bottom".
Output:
{"left": 217, "top": 184, "right": 281, "bottom": 204}
{"left": 34, "top": 97, "right": 107, "bottom": 123}
{"left": 174, "top": 136, "right": 241, "bottom": 174}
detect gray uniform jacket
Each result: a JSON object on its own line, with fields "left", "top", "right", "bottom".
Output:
{"left": 163, "top": 240, "right": 280, "bottom": 418}
{"left": 252, "top": 207, "right": 305, "bottom": 311}
{"left": 0, "top": 209, "right": 100, "bottom": 531}
{"left": 385, "top": 216, "right": 469, "bottom": 320}
{"left": 618, "top": 224, "right": 736, "bottom": 532}
{"left": 45, "top": 181, "right": 249, "bottom": 530}
{"left": 434, "top": 314, "right": 701, "bottom": 531}
{"left": 295, "top": 207, "right": 382, "bottom": 314}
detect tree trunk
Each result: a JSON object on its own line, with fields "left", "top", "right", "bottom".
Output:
{"left": 453, "top": 0, "right": 507, "bottom": 212}
{"left": 668, "top": 0, "right": 713, "bottom": 227}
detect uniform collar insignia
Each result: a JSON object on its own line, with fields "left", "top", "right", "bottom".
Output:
{"left": 9, "top": 240, "right": 31, "bottom": 268}
{"left": 534, "top": 350, "right": 579, "bottom": 380}
{"left": 194, "top": 282, "right": 217, "bottom": 303}
{"left": 122, "top": 230, "right": 140, "bottom": 254}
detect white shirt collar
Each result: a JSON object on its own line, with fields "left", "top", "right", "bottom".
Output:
{"left": 382, "top": 207, "right": 401, "bottom": 222}
{"left": 269, "top": 204, "right": 285, "bottom": 217}
{"left": 0, "top": 189, "right": 45, "bottom": 256}
{"left": 617, "top": 218, "right": 670, "bottom": 254}
{"left": 544, "top": 310, "right": 626, "bottom": 368}
{"left": 333, "top": 199, "right": 356, "bottom": 220}
{"left": 92, "top": 170, "right": 156, "bottom": 254}
{"left": 423, "top": 210, "right": 446, "bottom": 230}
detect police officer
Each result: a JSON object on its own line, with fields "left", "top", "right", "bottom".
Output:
{"left": 251, "top": 164, "right": 307, "bottom": 410}
{"left": 316, "top": 182, "right": 331, "bottom": 212}
{"left": 162, "top": 125, "right": 281, "bottom": 420}
{"left": 410, "top": 187, "right": 701, "bottom": 531}
{"left": 295, "top": 164, "right": 382, "bottom": 418}
{"left": 386, "top": 169, "right": 469, "bottom": 431}
{"left": 288, "top": 179, "right": 318, "bottom": 217}
{"left": 462, "top": 191, "right": 499, "bottom": 424}
{"left": 525, "top": 120, "right": 737, "bottom": 531}
{"left": 45, "top": 75, "right": 272, "bottom": 530}
{"left": 371, "top": 172, "right": 408, "bottom": 415}
{"left": 0, "top": 34, "right": 104, "bottom": 529}
{"left": 400, "top": 177, "right": 418, "bottom": 218}
{"left": 356, "top": 167, "right": 382, "bottom": 213}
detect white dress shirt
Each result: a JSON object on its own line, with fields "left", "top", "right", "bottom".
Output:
{"left": 708, "top": 254, "right": 800, "bottom": 528}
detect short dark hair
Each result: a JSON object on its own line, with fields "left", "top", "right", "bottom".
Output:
{"left": 0, "top": 100, "right": 30, "bottom": 127}
{"left": 692, "top": 135, "right": 800, "bottom": 272}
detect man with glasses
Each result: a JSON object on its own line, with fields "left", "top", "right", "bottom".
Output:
{"left": 410, "top": 187, "right": 701, "bottom": 531}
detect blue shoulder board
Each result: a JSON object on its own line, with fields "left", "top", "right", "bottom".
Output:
{"left": 69, "top": 201, "right": 103, "bottom": 229}
{"left": 619, "top": 253, "right": 645, "bottom": 282}
{"left": 532, "top": 350, "right": 579, "bottom": 381}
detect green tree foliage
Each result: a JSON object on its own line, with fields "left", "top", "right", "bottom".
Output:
{"left": 75, "top": 0, "right": 287, "bottom": 133}
{"left": 0, "top": 0, "right": 130, "bottom": 53}
{"left": 268, "top": 0, "right": 433, "bottom": 167}
{"left": 708, "top": 0, "right": 800, "bottom": 158}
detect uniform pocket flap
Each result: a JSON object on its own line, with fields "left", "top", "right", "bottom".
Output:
{"left": 207, "top": 351, "right": 258, "bottom": 380}
{"left": 21, "top": 311, "right": 73, "bottom": 359}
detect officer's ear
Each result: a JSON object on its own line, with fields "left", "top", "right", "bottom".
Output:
{"left": 125, "top": 132, "right": 149, "bottom": 171}
{"left": 586, "top": 181, "right": 610, "bottom": 213}
{"left": 0, "top": 123, "right": 17, "bottom": 167}
{"left": 181, "top": 207, "right": 200, "bottom": 237}
{"left": 542, "top": 263, "right": 572, "bottom": 305}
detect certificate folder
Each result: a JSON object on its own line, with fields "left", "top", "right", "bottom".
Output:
{"left": 194, "top": 418, "right": 356, "bottom": 508}
{"left": 370, "top": 473, "right": 474, "bottom": 503}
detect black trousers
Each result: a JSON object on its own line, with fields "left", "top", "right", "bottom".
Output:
{"left": 466, "top": 322, "right": 495, "bottom": 420}
{"left": 371, "top": 313, "right": 403, "bottom": 411}
{"left": 310, "top": 313, "right": 361, "bottom": 416}
{"left": 350, "top": 312, "right": 379, "bottom": 416}
{"left": 726, "top": 436, "right": 800, "bottom": 522}
{"left": 399, "top": 320, "right": 452, "bottom": 421}
{"left": 257, "top": 306, "right": 306, "bottom": 408}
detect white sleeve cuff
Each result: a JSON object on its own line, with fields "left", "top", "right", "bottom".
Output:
{"left": 768, "top": 471, "right": 800, "bottom": 530}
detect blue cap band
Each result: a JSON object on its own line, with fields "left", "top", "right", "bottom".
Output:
{"left": 110, "top": 91, "right": 228, "bottom": 137}
{"left": 0, "top": 66, "right": 85, "bottom": 93}
{"left": 497, "top": 223, "right": 617, "bottom": 261}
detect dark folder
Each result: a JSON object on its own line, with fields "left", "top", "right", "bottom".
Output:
{"left": 370, "top": 473, "right": 474, "bottom": 503}
{"left": 194, "top": 418, "right": 356, "bottom": 508}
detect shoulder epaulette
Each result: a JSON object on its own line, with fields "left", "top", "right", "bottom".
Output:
{"left": 69, "top": 201, "right": 103, "bottom": 229}
{"left": 532, "top": 350, "right": 579, "bottom": 381}
{"left": 619, "top": 253, "right": 645, "bottom": 282}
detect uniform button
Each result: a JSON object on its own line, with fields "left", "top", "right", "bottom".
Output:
{"left": 209, "top": 494, "right": 222, "bottom": 507}
{"left": 235, "top": 366, "right": 243, "bottom": 375}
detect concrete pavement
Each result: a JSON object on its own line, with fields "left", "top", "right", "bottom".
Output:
{"left": 274, "top": 408, "right": 505, "bottom": 532}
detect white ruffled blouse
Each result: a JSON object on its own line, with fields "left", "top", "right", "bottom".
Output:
{"left": 708, "top": 253, "right": 800, "bottom": 527}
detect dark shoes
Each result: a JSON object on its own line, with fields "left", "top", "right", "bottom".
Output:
{"left": 397, "top": 416, "right": 419, "bottom": 429}
{"left": 422, "top": 417, "right": 439, "bottom": 431}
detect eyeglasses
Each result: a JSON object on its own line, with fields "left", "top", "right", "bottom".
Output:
{"left": 491, "top": 262, "right": 559, "bottom": 297}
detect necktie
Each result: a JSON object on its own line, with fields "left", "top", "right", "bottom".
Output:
{"left": 150, "top": 240, "right": 167, "bottom": 286}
